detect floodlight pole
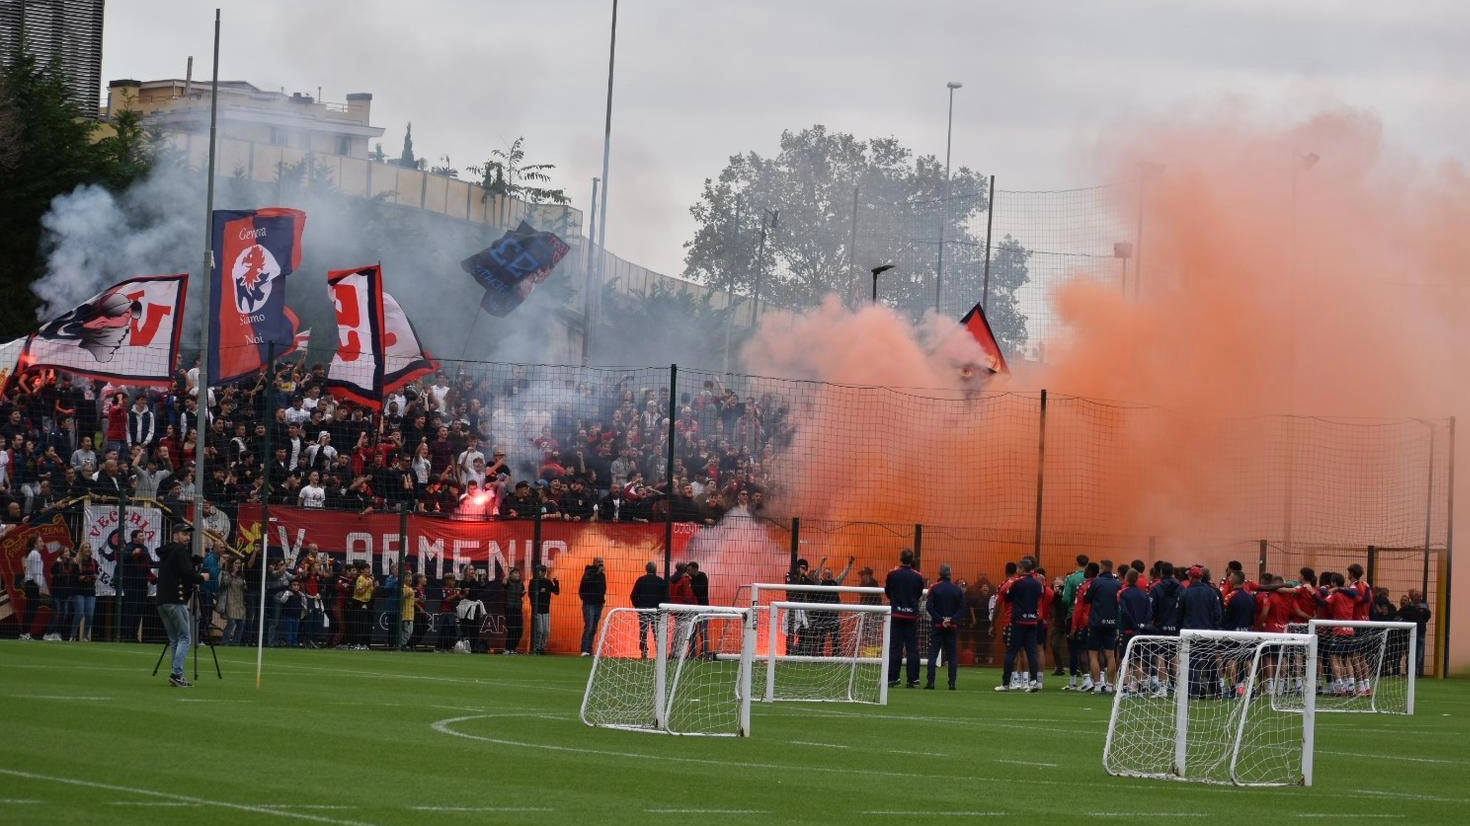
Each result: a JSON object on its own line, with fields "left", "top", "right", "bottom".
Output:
{"left": 935, "top": 81, "right": 961, "bottom": 314}
{"left": 192, "top": 8, "right": 221, "bottom": 567}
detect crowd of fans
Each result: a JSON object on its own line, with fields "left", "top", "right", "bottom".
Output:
{"left": 0, "top": 359, "right": 793, "bottom": 528}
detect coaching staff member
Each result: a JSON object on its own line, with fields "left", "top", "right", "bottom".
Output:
{"left": 156, "top": 524, "right": 208, "bottom": 688}
{"left": 925, "top": 563, "right": 964, "bottom": 690}
{"left": 885, "top": 548, "right": 924, "bottom": 688}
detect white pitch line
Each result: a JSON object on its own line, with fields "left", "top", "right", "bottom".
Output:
{"left": 858, "top": 805, "right": 1011, "bottom": 811}
{"left": 0, "top": 799, "right": 42, "bottom": 804}
{"left": 1319, "top": 750, "right": 1459, "bottom": 765}
{"left": 1296, "top": 815, "right": 1404, "bottom": 820}
{"left": 993, "top": 759, "right": 1057, "bottom": 768}
{"left": 0, "top": 769, "right": 387, "bottom": 826}
{"left": 888, "top": 749, "right": 949, "bottom": 757}
{"left": 108, "top": 802, "right": 198, "bottom": 807}
{"left": 789, "top": 740, "right": 849, "bottom": 749}
{"left": 1086, "top": 815, "right": 1208, "bottom": 819}
{"left": 411, "top": 806, "right": 554, "bottom": 812}
{"left": 646, "top": 809, "right": 768, "bottom": 815}
{"left": 10, "top": 695, "right": 114, "bottom": 701}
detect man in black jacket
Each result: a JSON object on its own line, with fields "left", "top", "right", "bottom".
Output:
{"left": 925, "top": 564, "right": 964, "bottom": 690}
{"left": 578, "top": 557, "right": 607, "bottom": 656}
{"left": 156, "top": 524, "right": 208, "bottom": 687}
{"left": 630, "top": 562, "right": 667, "bottom": 659}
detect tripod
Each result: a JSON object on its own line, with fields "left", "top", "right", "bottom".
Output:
{"left": 152, "top": 589, "right": 222, "bottom": 681}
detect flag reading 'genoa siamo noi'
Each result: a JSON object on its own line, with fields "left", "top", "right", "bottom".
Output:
{"left": 209, "top": 208, "right": 306, "bottom": 384}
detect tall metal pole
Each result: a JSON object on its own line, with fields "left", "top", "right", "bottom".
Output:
{"left": 935, "top": 82, "right": 961, "bottom": 314}
{"left": 254, "top": 342, "right": 273, "bottom": 688}
{"left": 1442, "top": 416, "right": 1455, "bottom": 676}
{"left": 980, "top": 175, "right": 995, "bottom": 309}
{"left": 591, "top": 0, "right": 618, "bottom": 357}
{"left": 191, "top": 9, "right": 221, "bottom": 565}
{"left": 749, "top": 209, "right": 776, "bottom": 327}
{"left": 848, "top": 185, "right": 859, "bottom": 307}
{"left": 580, "top": 176, "right": 599, "bottom": 366}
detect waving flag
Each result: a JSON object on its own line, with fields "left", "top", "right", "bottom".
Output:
{"left": 959, "top": 300, "right": 1010, "bottom": 376}
{"left": 326, "top": 266, "right": 386, "bottom": 408}
{"left": 24, "top": 274, "right": 188, "bottom": 385}
{"left": 460, "top": 220, "right": 570, "bottom": 317}
{"left": 381, "top": 290, "right": 437, "bottom": 391}
{"left": 209, "top": 208, "right": 306, "bottom": 384}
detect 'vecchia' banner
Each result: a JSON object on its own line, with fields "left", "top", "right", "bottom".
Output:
{"left": 460, "top": 221, "right": 569, "bottom": 317}
{"left": 209, "top": 207, "right": 306, "bottom": 384}
{"left": 84, "top": 502, "right": 163, "bottom": 598}
{"left": 24, "top": 275, "right": 189, "bottom": 386}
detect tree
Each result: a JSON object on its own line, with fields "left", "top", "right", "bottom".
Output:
{"left": 469, "top": 136, "right": 569, "bottom": 205}
{"left": 0, "top": 52, "right": 156, "bottom": 336}
{"left": 392, "top": 122, "right": 422, "bottom": 170}
{"left": 682, "top": 125, "right": 1031, "bottom": 352}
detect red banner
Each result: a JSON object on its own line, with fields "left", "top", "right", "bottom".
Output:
{"left": 0, "top": 516, "right": 76, "bottom": 634}
{"left": 232, "top": 505, "right": 804, "bottom": 653}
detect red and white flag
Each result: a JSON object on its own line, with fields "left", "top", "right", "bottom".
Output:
{"left": 24, "top": 274, "right": 188, "bottom": 386}
{"left": 325, "top": 266, "right": 385, "bottom": 408}
{"left": 381, "top": 291, "right": 437, "bottom": 391}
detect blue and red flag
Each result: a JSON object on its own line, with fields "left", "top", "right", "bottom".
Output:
{"left": 209, "top": 208, "right": 306, "bottom": 384}
{"left": 460, "top": 221, "right": 569, "bottom": 317}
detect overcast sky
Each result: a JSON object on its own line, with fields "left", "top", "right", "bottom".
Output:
{"left": 100, "top": 0, "right": 1470, "bottom": 278}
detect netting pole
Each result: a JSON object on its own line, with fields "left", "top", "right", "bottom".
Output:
{"left": 1366, "top": 545, "right": 1377, "bottom": 590}
{"left": 1442, "top": 417, "right": 1454, "bottom": 676}
{"left": 1033, "top": 389, "right": 1048, "bottom": 566}
{"left": 663, "top": 362, "right": 677, "bottom": 577}
{"left": 847, "top": 185, "right": 859, "bottom": 308}
{"left": 398, "top": 507, "right": 410, "bottom": 647}
{"left": 1258, "top": 539, "right": 1268, "bottom": 583}
{"left": 116, "top": 496, "right": 126, "bottom": 642}
{"left": 912, "top": 524, "right": 923, "bottom": 572}
{"left": 1174, "top": 635, "right": 1190, "bottom": 777}
{"left": 1423, "top": 425, "right": 1435, "bottom": 602}
{"left": 980, "top": 175, "right": 996, "bottom": 309}
{"left": 788, "top": 517, "right": 800, "bottom": 582}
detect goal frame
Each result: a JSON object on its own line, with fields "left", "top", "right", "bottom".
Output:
{"left": 1284, "top": 619, "right": 1416, "bottom": 715}
{"left": 1102, "top": 629, "right": 1318, "bottom": 787}
{"left": 579, "top": 604, "right": 753, "bottom": 737}
{"left": 764, "top": 600, "right": 893, "bottom": 704}
{"left": 743, "top": 583, "right": 892, "bottom": 704}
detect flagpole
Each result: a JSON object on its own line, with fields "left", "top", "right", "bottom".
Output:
{"left": 190, "top": 9, "right": 220, "bottom": 566}
{"left": 256, "top": 338, "right": 274, "bottom": 688}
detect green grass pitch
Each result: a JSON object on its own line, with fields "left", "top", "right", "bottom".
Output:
{"left": 2, "top": 641, "right": 1467, "bottom": 825}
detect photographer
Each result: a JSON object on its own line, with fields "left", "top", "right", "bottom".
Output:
{"left": 156, "top": 524, "right": 208, "bottom": 687}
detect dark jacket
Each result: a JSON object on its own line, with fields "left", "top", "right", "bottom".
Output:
{"left": 630, "top": 572, "right": 667, "bottom": 609}
{"left": 884, "top": 564, "right": 925, "bottom": 621}
{"left": 1118, "top": 584, "right": 1153, "bottom": 634}
{"left": 1085, "top": 572, "right": 1122, "bottom": 628}
{"left": 578, "top": 564, "right": 607, "bottom": 606}
{"left": 1178, "top": 580, "right": 1222, "bottom": 630}
{"left": 530, "top": 575, "right": 559, "bottom": 615}
{"left": 1150, "top": 578, "right": 1183, "bottom": 632}
{"left": 925, "top": 577, "right": 965, "bottom": 626}
{"left": 688, "top": 571, "right": 710, "bottom": 606}
{"left": 155, "top": 541, "right": 204, "bottom": 605}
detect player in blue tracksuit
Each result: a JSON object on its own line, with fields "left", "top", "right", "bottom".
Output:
{"left": 884, "top": 548, "right": 925, "bottom": 688}
{"left": 997, "top": 556, "right": 1051, "bottom": 692}
{"left": 1084, "top": 561, "right": 1122, "bottom": 694}
{"left": 1177, "top": 566, "right": 1224, "bottom": 697}
{"left": 1116, "top": 568, "right": 1154, "bottom": 694}
{"left": 924, "top": 564, "right": 965, "bottom": 690}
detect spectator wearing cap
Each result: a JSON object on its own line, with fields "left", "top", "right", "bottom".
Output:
{"left": 502, "top": 481, "right": 537, "bottom": 519}
{"left": 305, "top": 430, "right": 336, "bottom": 470}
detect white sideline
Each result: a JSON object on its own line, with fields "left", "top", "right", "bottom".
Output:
{"left": 0, "top": 768, "right": 386, "bottom": 826}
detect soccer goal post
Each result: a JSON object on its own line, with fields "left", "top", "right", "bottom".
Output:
{"left": 1102, "top": 630, "right": 1318, "bottom": 787}
{"left": 764, "top": 601, "right": 892, "bottom": 704}
{"left": 738, "top": 583, "right": 892, "bottom": 704}
{"left": 580, "top": 605, "right": 753, "bottom": 737}
{"left": 1280, "top": 620, "right": 1416, "bottom": 715}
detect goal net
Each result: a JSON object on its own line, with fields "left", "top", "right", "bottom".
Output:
{"left": 729, "top": 583, "right": 892, "bottom": 704}
{"left": 762, "top": 601, "right": 892, "bottom": 704}
{"left": 1103, "top": 630, "right": 1317, "bottom": 787}
{"left": 580, "top": 605, "right": 752, "bottom": 737}
{"left": 1279, "top": 620, "right": 1416, "bottom": 715}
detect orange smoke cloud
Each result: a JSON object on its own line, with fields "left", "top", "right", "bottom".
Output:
{"left": 738, "top": 107, "right": 1470, "bottom": 669}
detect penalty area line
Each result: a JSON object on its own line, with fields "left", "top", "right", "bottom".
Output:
{"left": 0, "top": 768, "right": 387, "bottom": 826}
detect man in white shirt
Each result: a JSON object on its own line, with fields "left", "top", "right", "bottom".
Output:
{"left": 20, "top": 538, "right": 47, "bottom": 640}
{"left": 456, "top": 436, "right": 486, "bottom": 485}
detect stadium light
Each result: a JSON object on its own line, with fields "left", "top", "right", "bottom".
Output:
{"left": 871, "top": 263, "right": 895, "bottom": 304}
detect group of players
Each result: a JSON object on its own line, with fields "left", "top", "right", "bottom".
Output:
{"left": 989, "top": 554, "right": 1377, "bottom": 697}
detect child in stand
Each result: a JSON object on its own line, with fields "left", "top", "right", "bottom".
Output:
{"left": 277, "top": 578, "right": 306, "bottom": 647}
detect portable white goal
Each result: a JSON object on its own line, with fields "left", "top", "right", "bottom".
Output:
{"left": 1280, "top": 620, "right": 1416, "bottom": 715}
{"left": 580, "top": 605, "right": 753, "bottom": 737}
{"left": 764, "top": 600, "right": 892, "bottom": 704}
{"left": 1103, "top": 630, "right": 1318, "bottom": 787}
{"left": 737, "top": 583, "right": 892, "bottom": 704}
